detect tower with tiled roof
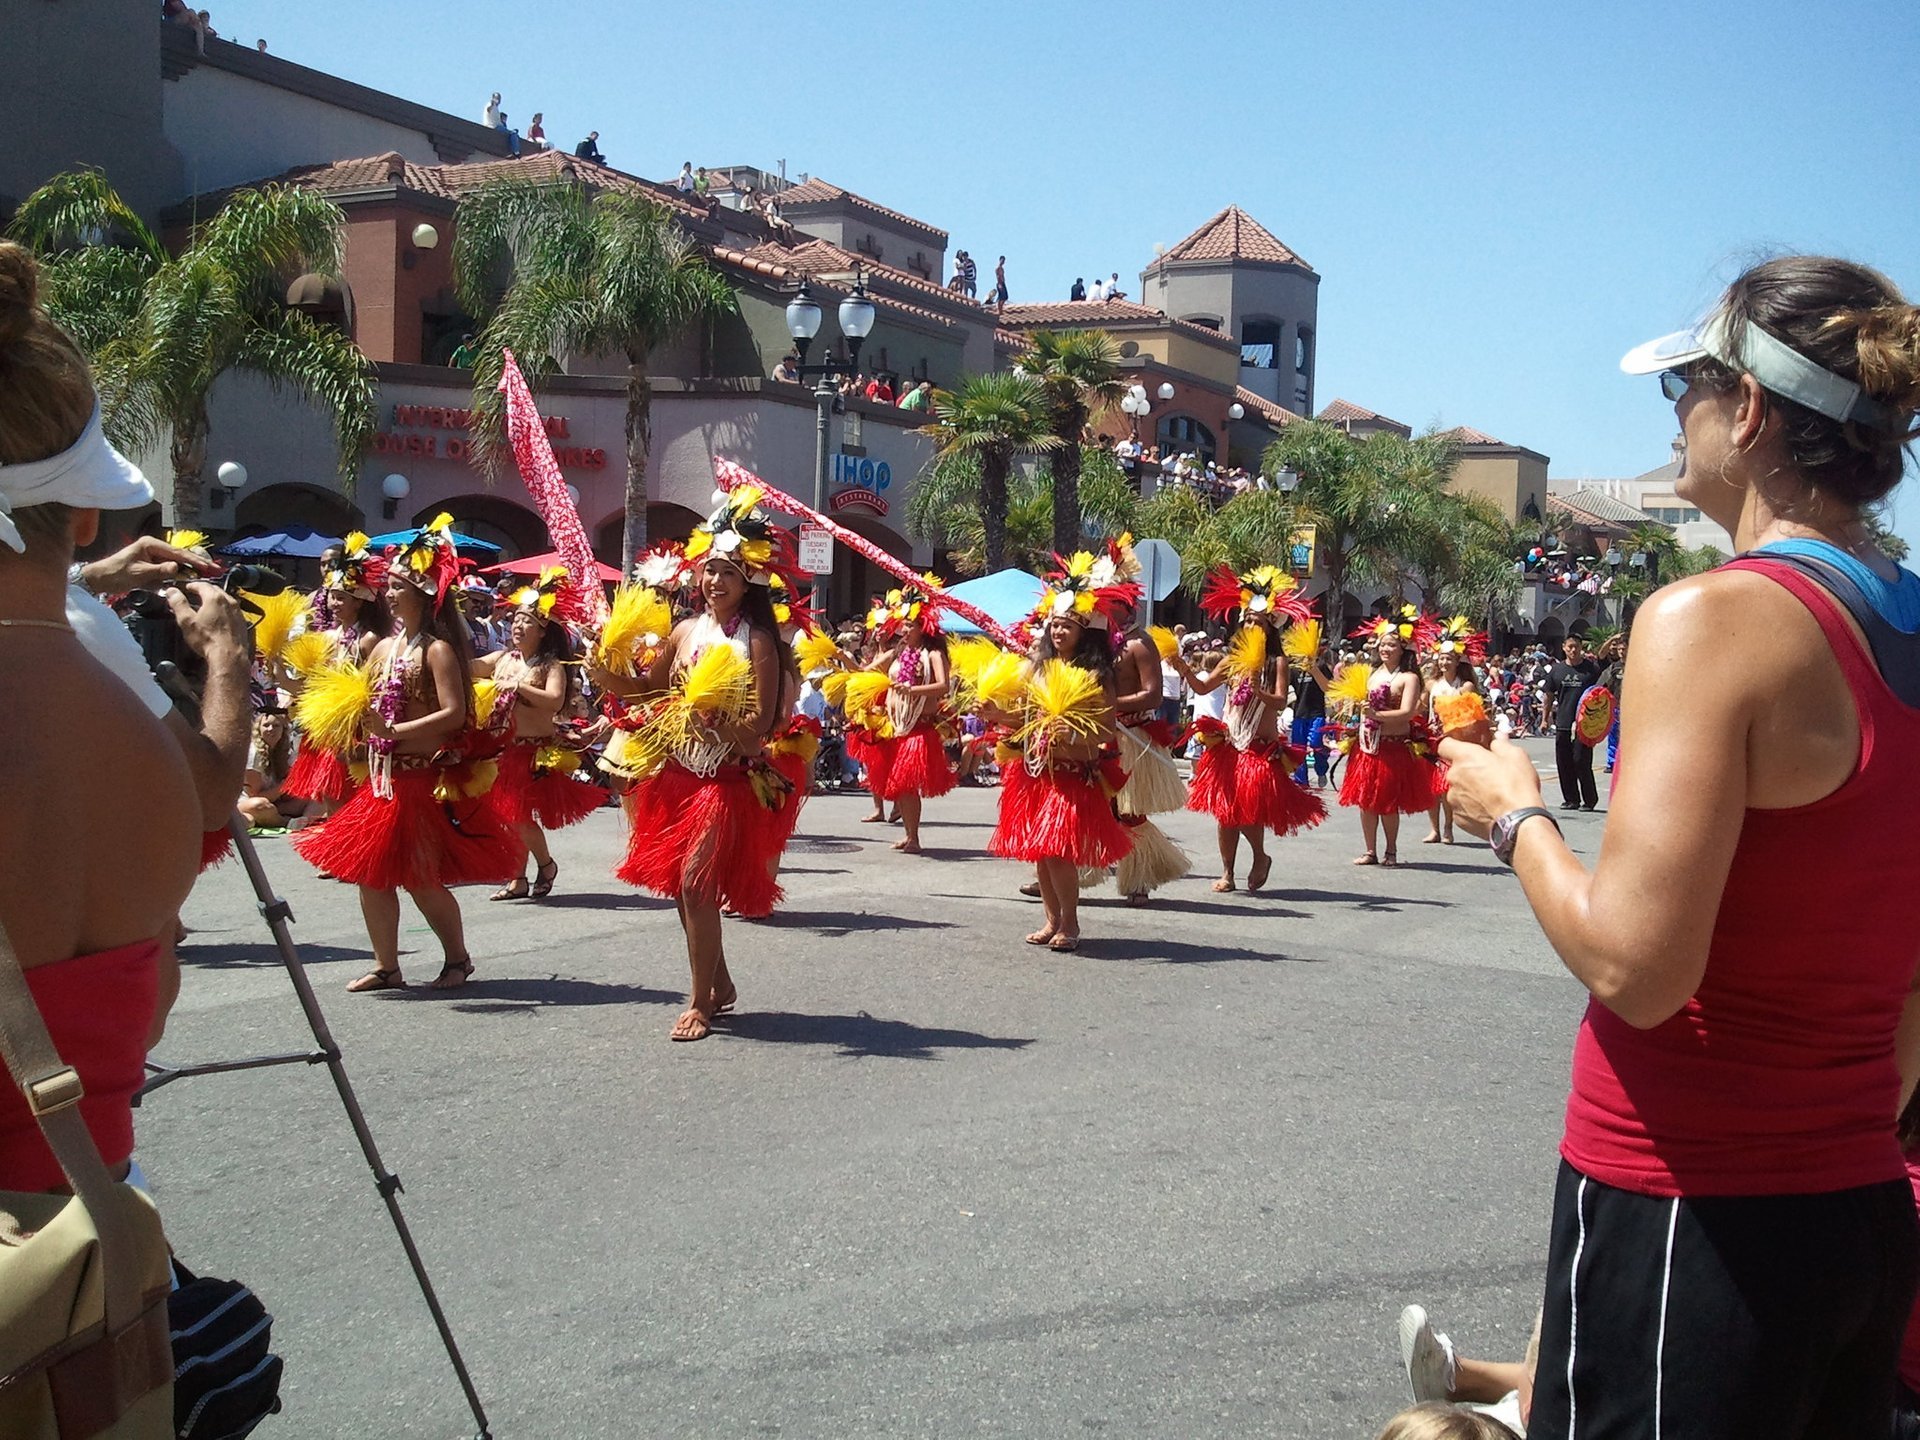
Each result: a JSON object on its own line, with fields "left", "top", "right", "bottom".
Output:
{"left": 1140, "top": 206, "right": 1319, "bottom": 416}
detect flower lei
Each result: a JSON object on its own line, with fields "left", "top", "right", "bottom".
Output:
{"left": 368, "top": 636, "right": 417, "bottom": 798}
{"left": 893, "top": 647, "right": 921, "bottom": 687}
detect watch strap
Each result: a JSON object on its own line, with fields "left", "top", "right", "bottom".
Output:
{"left": 1492, "top": 806, "right": 1560, "bottom": 865}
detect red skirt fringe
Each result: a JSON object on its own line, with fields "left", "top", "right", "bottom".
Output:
{"left": 492, "top": 739, "right": 606, "bottom": 831}
{"left": 989, "top": 760, "right": 1133, "bottom": 868}
{"left": 847, "top": 728, "right": 892, "bottom": 797}
{"left": 291, "top": 768, "right": 521, "bottom": 890}
{"left": 1339, "top": 738, "right": 1447, "bottom": 815}
{"left": 767, "top": 721, "right": 820, "bottom": 846}
{"left": 1187, "top": 740, "right": 1326, "bottom": 835}
{"left": 283, "top": 746, "right": 355, "bottom": 803}
{"left": 873, "top": 722, "right": 955, "bottom": 801}
{"left": 615, "top": 761, "right": 788, "bottom": 917}
{"left": 199, "top": 828, "right": 232, "bottom": 872}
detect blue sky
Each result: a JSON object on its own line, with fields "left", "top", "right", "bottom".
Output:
{"left": 213, "top": 0, "right": 1920, "bottom": 545}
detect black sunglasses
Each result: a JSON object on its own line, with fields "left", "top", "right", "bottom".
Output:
{"left": 1658, "top": 369, "right": 1692, "bottom": 403}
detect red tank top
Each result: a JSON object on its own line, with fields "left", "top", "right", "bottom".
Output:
{"left": 1562, "top": 559, "right": 1920, "bottom": 1197}
{"left": 0, "top": 940, "right": 158, "bottom": 1192}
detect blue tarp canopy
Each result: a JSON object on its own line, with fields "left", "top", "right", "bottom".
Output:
{"left": 940, "top": 568, "right": 1044, "bottom": 636}
{"left": 215, "top": 526, "right": 340, "bottom": 559}
{"left": 364, "top": 527, "right": 502, "bottom": 554}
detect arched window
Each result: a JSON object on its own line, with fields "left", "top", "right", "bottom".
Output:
{"left": 1156, "top": 414, "right": 1216, "bottom": 465}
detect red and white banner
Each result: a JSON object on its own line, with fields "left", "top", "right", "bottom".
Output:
{"left": 498, "top": 349, "right": 608, "bottom": 622}
{"left": 713, "top": 457, "right": 1023, "bottom": 650}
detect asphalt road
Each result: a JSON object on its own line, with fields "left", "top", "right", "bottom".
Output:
{"left": 143, "top": 739, "right": 1602, "bottom": 1438}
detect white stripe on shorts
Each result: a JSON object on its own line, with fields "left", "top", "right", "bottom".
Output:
{"left": 1567, "top": 1174, "right": 1589, "bottom": 1437}
{"left": 1654, "top": 1198, "right": 1680, "bottom": 1438}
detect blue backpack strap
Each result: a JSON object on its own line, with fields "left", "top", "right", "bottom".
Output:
{"left": 1732, "top": 550, "right": 1920, "bottom": 708}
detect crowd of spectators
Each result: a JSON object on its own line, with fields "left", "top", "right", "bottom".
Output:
{"left": 479, "top": 91, "right": 607, "bottom": 165}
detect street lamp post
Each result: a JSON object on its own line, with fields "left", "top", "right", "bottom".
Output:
{"left": 785, "top": 273, "right": 877, "bottom": 618}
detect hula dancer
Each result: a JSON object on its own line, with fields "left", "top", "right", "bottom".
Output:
{"left": 292, "top": 515, "right": 519, "bottom": 990}
{"left": 283, "top": 533, "right": 388, "bottom": 811}
{"left": 1168, "top": 563, "right": 1326, "bottom": 892}
{"left": 478, "top": 566, "right": 604, "bottom": 901}
{"left": 601, "top": 486, "right": 799, "bottom": 1042}
{"left": 987, "top": 551, "right": 1135, "bottom": 952}
{"left": 864, "top": 575, "right": 956, "bottom": 854}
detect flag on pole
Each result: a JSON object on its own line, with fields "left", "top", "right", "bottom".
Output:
{"left": 498, "top": 348, "right": 608, "bottom": 622}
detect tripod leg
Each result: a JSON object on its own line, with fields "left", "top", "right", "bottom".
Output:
{"left": 224, "top": 817, "right": 494, "bottom": 1439}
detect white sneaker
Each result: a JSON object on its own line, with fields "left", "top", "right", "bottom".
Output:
{"left": 1398, "top": 1304, "right": 1456, "bottom": 1402}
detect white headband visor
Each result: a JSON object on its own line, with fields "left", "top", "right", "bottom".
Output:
{"left": 1621, "top": 311, "right": 1895, "bottom": 430}
{"left": 0, "top": 403, "right": 154, "bottom": 552}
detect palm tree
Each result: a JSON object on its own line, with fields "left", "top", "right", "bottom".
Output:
{"left": 8, "top": 169, "right": 375, "bottom": 525}
{"left": 908, "top": 444, "right": 1141, "bottom": 576}
{"left": 917, "top": 373, "right": 1057, "bottom": 573}
{"left": 455, "top": 179, "right": 736, "bottom": 572}
{"left": 1261, "top": 420, "right": 1400, "bottom": 634}
{"left": 1015, "top": 329, "right": 1125, "bottom": 554}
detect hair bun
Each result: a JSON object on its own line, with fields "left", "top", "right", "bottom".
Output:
{"left": 1846, "top": 303, "right": 1920, "bottom": 413}
{"left": 0, "top": 242, "right": 44, "bottom": 349}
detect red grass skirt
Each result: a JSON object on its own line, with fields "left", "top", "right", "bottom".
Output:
{"left": 1339, "top": 737, "right": 1446, "bottom": 815}
{"left": 291, "top": 768, "right": 520, "bottom": 890}
{"left": 1187, "top": 739, "right": 1327, "bottom": 835}
{"left": 615, "top": 760, "right": 787, "bottom": 917}
{"left": 199, "top": 828, "right": 232, "bottom": 872}
{"left": 873, "top": 721, "right": 956, "bottom": 801}
{"left": 767, "top": 720, "right": 820, "bottom": 846}
{"left": 847, "top": 728, "right": 892, "bottom": 798}
{"left": 989, "top": 759, "right": 1132, "bottom": 868}
{"left": 283, "top": 746, "right": 355, "bottom": 803}
{"left": 492, "top": 739, "right": 606, "bottom": 831}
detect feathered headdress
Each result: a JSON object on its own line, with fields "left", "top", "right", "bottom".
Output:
{"left": 388, "top": 513, "right": 462, "bottom": 602}
{"left": 1425, "top": 614, "right": 1488, "bottom": 664}
{"left": 1031, "top": 550, "right": 1143, "bottom": 632}
{"left": 684, "top": 484, "right": 794, "bottom": 588}
{"left": 768, "top": 571, "right": 819, "bottom": 635}
{"left": 506, "top": 565, "right": 590, "bottom": 625}
{"left": 867, "top": 572, "right": 946, "bottom": 639}
{"left": 1351, "top": 604, "right": 1439, "bottom": 650}
{"left": 1198, "top": 563, "right": 1314, "bottom": 626}
{"left": 632, "top": 543, "right": 689, "bottom": 591}
{"left": 322, "top": 531, "right": 387, "bottom": 600}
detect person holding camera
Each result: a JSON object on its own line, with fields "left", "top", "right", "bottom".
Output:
{"left": 0, "top": 240, "right": 203, "bottom": 1191}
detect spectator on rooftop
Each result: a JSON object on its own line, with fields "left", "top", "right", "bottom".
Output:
{"left": 694, "top": 166, "right": 711, "bottom": 197}
{"left": 1070, "top": 277, "right": 1087, "bottom": 301}
{"left": 1107, "top": 272, "right": 1127, "bottom": 301}
{"left": 255, "top": 37, "right": 266, "bottom": 51}
{"left": 955, "top": 251, "right": 978, "bottom": 298}
{"left": 993, "top": 256, "right": 1009, "bottom": 310}
{"left": 527, "top": 113, "right": 547, "bottom": 150}
{"left": 772, "top": 353, "right": 800, "bottom": 384}
{"left": 449, "top": 333, "right": 478, "bottom": 369}
{"left": 162, "top": 0, "right": 214, "bottom": 52}
{"left": 1088, "top": 275, "right": 1108, "bottom": 302}
{"left": 865, "top": 374, "right": 895, "bottom": 404}
{"left": 898, "top": 380, "right": 933, "bottom": 412}
{"left": 483, "top": 91, "right": 503, "bottom": 126}
{"left": 676, "top": 162, "right": 695, "bottom": 193}
{"left": 574, "top": 131, "right": 606, "bottom": 164}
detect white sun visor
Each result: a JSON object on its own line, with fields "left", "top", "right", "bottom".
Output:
{"left": 0, "top": 402, "right": 154, "bottom": 552}
{"left": 1621, "top": 311, "right": 1895, "bottom": 430}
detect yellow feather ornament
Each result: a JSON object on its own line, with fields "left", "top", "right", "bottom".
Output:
{"left": 1014, "top": 659, "right": 1107, "bottom": 751}
{"left": 245, "top": 590, "right": 311, "bottom": 666}
{"left": 1325, "top": 662, "right": 1376, "bottom": 708}
{"left": 1281, "top": 618, "right": 1323, "bottom": 662}
{"left": 952, "top": 647, "right": 1028, "bottom": 715}
{"left": 1219, "top": 625, "right": 1268, "bottom": 683}
{"left": 282, "top": 630, "right": 338, "bottom": 678}
{"left": 292, "top": 661, "right": 372, "bottom": 753}
{"left": 841, "top": 670, "right": 893, "bottom": 734}
{"left": 794, "top": 630, "right": 848, "bottom": 675}
{"left": 615, "top": 644, "right": 758, "bottom": 778}
{"left": 1148, "top": 626, "right": 1179, "bottom": 660}
{"left": 593, "top": 583, "right": 673, "bottom": 677}
{"left": 678, "top": 643, "right": 754, "bottom": 718}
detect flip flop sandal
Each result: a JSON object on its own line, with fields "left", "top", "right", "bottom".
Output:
{"left": 346, "top": 968, "right": 405, "bottom": 993}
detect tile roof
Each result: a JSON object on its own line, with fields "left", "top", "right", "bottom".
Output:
{"left": 1316, "top": 397, "right": 1408, "bottom": 428}
{"left": 1438, "top": 425, "right": 1507, "bottom": 446}
{"left": 1232, "top": 387, "right": 1301, "bottom": 427}
{"left": 1146, "top": 206, "right": 1313, "bottom": 274}
{"left": 1551, "top": 488, "right": 1667, "bottom": 528}
{"left": 774, "top": 178, "right": 948, "bottom": 244}
{"left": 997, "top": 300, "right": 1241, "bottom": 351}
{"left": 713, "top": 239, "right": 969, "bottom": 331}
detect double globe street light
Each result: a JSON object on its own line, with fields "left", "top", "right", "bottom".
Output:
{"left": 785, "top": 272, "right": 878, "bottom": 609}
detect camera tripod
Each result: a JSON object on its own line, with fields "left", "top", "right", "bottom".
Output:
{"left": 139, "top": 815, "right": 493, "bottom": 1440}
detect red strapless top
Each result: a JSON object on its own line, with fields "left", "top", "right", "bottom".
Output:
{"left": 0, "top": 939, "right": 158, "bottom": 1192}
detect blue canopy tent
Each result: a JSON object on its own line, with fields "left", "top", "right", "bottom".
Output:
{"left": 215, "top": 526, "right": 341, "bottom": 559}
{"left": 364, "top": 527, "right": 502, "bottom": 555}
{"left": 940, "top": 568, "right": 1045, "bottom": 637}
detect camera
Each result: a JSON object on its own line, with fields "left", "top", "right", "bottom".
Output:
{"left": 120, "top": 562, "right": 288, "bottom": 705}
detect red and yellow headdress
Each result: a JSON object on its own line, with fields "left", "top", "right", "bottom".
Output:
{"left": 506, "top": 564, "right": 590, "bottom": 626}
{"left": 1351, "top": 604, "right": 1439, "bottom": 650}
{"left": 768, "top": 571, "right": 819, "bottom": 635}
{"left": 1425, "top": 613, "right": 1487, "bottom": 664}
{"left": 632, "top": 542, "right": 690, "bottom": 591}
{"left": 323, "top": 531, "right": 387, "bottom": 600}
{"left": 1031, "top": 549, "right": 1143, "bottom": 633}
{"left": 684, "top": 484, "right": 794, "bottom": 588}
{"left": 388, "top": 513, "right": 462, "bottom": 602}
{"left": 1199, "top": 563, "right": 1314, "bottom": 626}
{"left": 866, "top": 572, "right": 946, "bottom": 639}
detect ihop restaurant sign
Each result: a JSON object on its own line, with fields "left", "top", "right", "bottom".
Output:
{"left": 829, "top": 452, "right": 891, "bottom": 516}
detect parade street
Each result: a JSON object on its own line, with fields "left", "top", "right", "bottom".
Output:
{"left": 145, "top": 741, "right": 1593, "bottom": 1439}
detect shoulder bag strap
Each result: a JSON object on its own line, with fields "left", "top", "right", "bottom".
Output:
{"left": 0, "top": 919, "right": 149, "bottom": 1335}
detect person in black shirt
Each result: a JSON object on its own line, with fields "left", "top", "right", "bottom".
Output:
{"left": 1546, "top": 635, "right": 1601, "bottom": 809}
{"left": 574, "top": 131, "right": 606, "bottom": 164}
{"left": 1290, "top": 651, "right": 1330, "bottom": 788}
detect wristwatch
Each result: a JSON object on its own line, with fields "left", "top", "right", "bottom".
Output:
{"left": 1490, "top": 806, "right": 1560, "bottom": 867}
{"left": 66, "top": 562, "right": 94, "bottom": 594}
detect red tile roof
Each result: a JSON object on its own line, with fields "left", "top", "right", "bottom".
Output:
{"left": 1232, "top": 387, "right": 1301, "bottom": 427}
{"left": 1438, "top": 425, "right": 1506, "bottom": 446}
{"left": 774, "top": 178, "right": 948, "bottom": 244}
{"left": 713, "top": 240, "right": 967, "bottom": 331}
{"left": 1146, "top": 206, "right": 1313, "bottom": 274}
{"left": 997, "top": 300, "right": 1240, "bottom": 351}
{"left": 1316, "top": 397, "right": 1406, "bottom": 428}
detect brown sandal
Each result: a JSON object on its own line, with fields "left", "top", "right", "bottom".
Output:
{"left": 347, "top": 967, "right": 405, "bottom": 993}
{"left": 670, "top": 1008, "right": 712, "bottom": 1042}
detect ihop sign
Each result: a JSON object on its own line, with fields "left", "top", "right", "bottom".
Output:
{"left": 830, "top": 453, "right": 891, "bottom": 516}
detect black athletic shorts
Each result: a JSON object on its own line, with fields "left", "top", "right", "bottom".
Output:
{"left": 1529, "top": 1158, "right": 1918, "bottom": 1440}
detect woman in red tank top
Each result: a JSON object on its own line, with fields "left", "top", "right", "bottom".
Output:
{"left": 1443, "top": 256, "right": 1920, "bottom": 1440}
